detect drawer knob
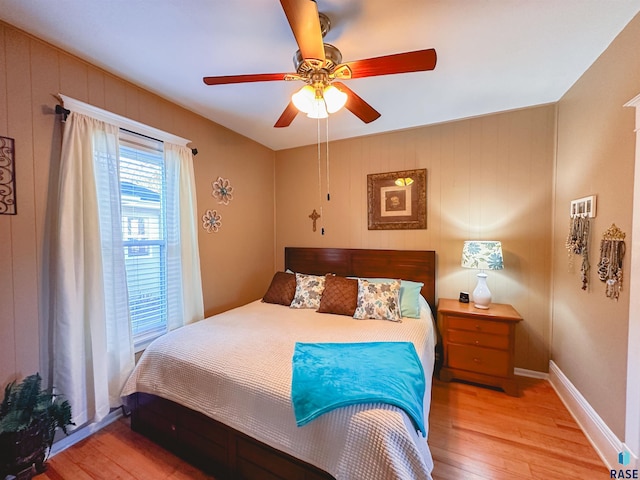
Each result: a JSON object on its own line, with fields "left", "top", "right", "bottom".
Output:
{"left": 475, "top": 324, "right": 482, "bottom": 330}
{"left": 474, "top": 340, "right": 480, "bottom": 345}
{"left": 171, "top": 424, "right": 176, "bottom": 432}
{"left": 473, "top": 357, "right": 481, "bottom": 364}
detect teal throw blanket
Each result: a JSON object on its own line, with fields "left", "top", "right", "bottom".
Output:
{"left": 291, "top": 341, "right": 426, "bottom": 436}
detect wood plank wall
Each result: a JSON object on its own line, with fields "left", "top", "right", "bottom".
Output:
{"left": 0, "top": 21, "right": 276, "bottom": 387}
{"left": 275, "top": 105, "right": 557, "bottom": 372}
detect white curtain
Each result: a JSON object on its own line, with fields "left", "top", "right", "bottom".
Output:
{"left": 165, "top": 143, "right": 204, "bottom": 329}
{"left": 51, "top": 104, "right": 205, "bottom": 428}
{"left": 52, "top": 112, "right": 135, "bottom": 427}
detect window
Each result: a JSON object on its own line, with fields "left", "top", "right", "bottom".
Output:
{"left": 52, "top": 94, "right": 204, "bottom": 425}
{"left": 119, "top": 131, "right": 168, "bottom": 350}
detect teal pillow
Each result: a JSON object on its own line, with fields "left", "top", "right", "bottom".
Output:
{"left": 360, "top": 278, "right": 424, "bottom": 318}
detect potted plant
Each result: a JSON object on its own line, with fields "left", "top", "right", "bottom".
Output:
{"left": 0, "top": 373, "right": 74, "bottom": 480}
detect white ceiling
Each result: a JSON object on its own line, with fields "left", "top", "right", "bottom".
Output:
{"left": 1, "top": 1, "right": 639, "bottom": 151}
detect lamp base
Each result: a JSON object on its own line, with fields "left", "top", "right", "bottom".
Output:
{"left": 472, "top": 272, "right": 492, "bottom": 309}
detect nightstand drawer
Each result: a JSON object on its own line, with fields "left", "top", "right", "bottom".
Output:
{"left": 448, "top": 344, "right": 509, "bottom": 377}
{"left": 448, "top": 330, "right": 510, "bottom": 349}
{"left": 448, "top": 316, "right": 510, "bottom": 336}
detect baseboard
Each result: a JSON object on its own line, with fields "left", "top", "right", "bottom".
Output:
{"left": 514, "top": 367, "right": 549, "bottom": 380}
{"left": 548, "top": 360, "right": 636, "bottom": 470}
{"left": 49, "top": 408, "right": 124, "bottom": 457}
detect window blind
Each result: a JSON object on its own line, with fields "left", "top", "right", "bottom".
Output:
{"left": 119, "top": 131, "right": 168, "bottom": 349}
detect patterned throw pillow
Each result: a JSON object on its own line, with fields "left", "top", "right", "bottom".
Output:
{"left": 353, "top": 278, "right": 402, "bottom": 321}
{"left": 290, "top": 273, "right": 326, "bottom": 309}
{"left": 362, "top": 278, "right": 424, "bottom": 318}
{"left": 317, "top": 275, "right": 358, "bottom": 316}
{"left": 262, "top": 271, "right": 296, "bottom": 306}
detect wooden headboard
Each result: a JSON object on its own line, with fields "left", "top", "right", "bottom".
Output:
{"left": 284, "top": 247, "right": 436, "bottom": 316}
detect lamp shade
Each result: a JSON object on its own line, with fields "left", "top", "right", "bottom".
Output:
{"left": 291, "top": 85, "right": 316, "bottom": 114}
{"left": 461, "top": 241, "right": 504, "bottom": 271}
{"left": 323, "top": 85, "right": 347, "bottom": 113}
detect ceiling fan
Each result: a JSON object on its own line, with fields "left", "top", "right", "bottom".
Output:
{"left": 202, "top": 0, "right": 437, "bottom": 128}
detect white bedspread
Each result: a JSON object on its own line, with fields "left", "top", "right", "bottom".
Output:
{"left": 121, "top": 297, "right": 436, "bottom": 480}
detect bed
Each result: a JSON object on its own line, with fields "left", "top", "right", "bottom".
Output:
{"left": 121, "top": 247, "right": 437, "bottom": 480}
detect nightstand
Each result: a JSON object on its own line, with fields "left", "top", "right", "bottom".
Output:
{"left": 437, "top": 298, "right": 523, "bottom": 396}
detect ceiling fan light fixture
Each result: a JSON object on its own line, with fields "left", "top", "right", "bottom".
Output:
{"left": 292, "top": 83, "right": 346, "bottom": 117}
{"left": 292, "top": 85, "right": 316, "bottom": 114}
{"left": 323, "top": 85, "right": 347, "bottom": 113}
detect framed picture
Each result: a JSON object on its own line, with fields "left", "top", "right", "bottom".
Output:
{"left": 367, "top": 168, "right": 426, "bottom": 230}
{"left": 0, "top": 136, "right": 16, "bottom": 215}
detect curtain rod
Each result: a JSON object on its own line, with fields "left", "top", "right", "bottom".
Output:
{"left": 54, "top": 104, "right": 198, "bottom": 156}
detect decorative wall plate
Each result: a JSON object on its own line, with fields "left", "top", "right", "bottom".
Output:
{"left": 202, "top": 209, "right": 222, "bottom": 233}
{"left": 212, "top": 177, "right": 233, "bottom": 205}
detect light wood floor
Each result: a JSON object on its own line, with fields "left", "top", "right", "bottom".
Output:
{"left": 39, "top": 376, "right": 608, "bottom": 479}
{"left": 429, "top": 376, "right": 608, "bottom": 479}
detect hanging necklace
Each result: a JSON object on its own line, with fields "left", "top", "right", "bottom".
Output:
{"left": 597, "top": 224, "right": 626, "bottom": 300}
{"left": 566, "top": 214, "right": 590, "bottom": 290}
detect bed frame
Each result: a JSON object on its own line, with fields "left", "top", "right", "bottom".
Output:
{"left": 129, "top": 247, "right": 436, "bottom": 480}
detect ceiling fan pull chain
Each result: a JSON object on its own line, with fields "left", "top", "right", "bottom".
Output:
{"left": 326, "top": 115, "right": 330, "bottom": 201}
{"left": 317, "top": 116, "right": 324, "bottom": 235}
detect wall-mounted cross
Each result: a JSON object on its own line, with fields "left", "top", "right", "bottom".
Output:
{"left": 309, "top": 209, "right": 320, "bottom": 232}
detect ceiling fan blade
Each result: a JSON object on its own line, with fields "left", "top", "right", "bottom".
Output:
{"left": 280, "top": 0, "right": 325, "bottom": 64}
{"left": 344, "top": 49, "right": 437, "bottom": 79}
{"left": 333, "top": 82, "right": 381, "bottom": 124}
{"left": 274, "top": 101, "right": 299, "bottom": 128}
{"left": 203, "top": 73, "right": 290, "bottom": 86}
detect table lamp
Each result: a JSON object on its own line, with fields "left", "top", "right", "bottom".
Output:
{"left": 461, "top": 241, "right": 504, "bottom": 309}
